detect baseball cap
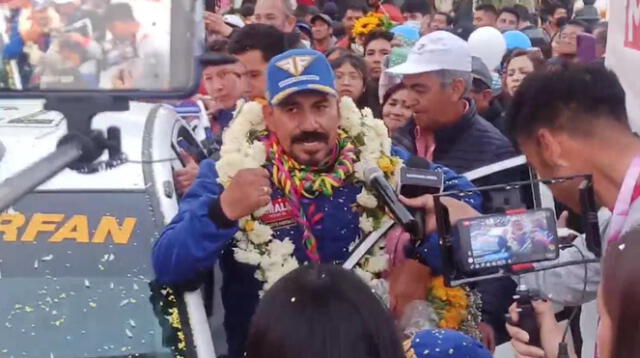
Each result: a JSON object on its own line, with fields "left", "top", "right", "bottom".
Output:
{"left": 310, "top": 13, "right": 333, "bottom": 27}
{"left": 471, "top": 56, "right": 493, "bottom": 89}
{"left": 387, "top": 31, "right": 472, "bottom": 75}
{"left": 407, "top": 329, "right": 492, "bottom": 358}
{"left": 267, "top": 49, "right": 337, "bottom": 105}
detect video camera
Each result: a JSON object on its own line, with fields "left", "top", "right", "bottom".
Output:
{"left": 434, "top": 174, "right": 601, "bottom": 287}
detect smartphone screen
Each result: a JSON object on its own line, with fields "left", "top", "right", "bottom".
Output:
{"left": 455, "top": 209, "right": 559, "bottom": 271}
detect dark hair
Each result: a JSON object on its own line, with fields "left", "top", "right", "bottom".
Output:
{"left": 513, "top": 4, "right": 531, "bottom": 23}
{"left": 207, "top": 37, "right": 230, "bottom": 53}
{"left": 199, "top": 52, "right": 238, "bottom": 67}
{"left": 594, "top": 21, "right": 608, "bottom": 47}
{"left": 531, "top": 37, "right": 552, "bottom": 59}
{"left": 322, "top": 2, "right": 339, "bottom": 21}
{"left": 363, "top": 30, "right": 394, "bottom": 52}
{"left": 602, "top": 230, "right": 640, "bottom": 358}
{"left": 507, "top": 64, "right": 629, "bottom": 144}
{"left": 239, "top": 3, "right": 255, "bottom": 18}
{"left": 549, "top": 3, "right": 569, "bottom": 16}
{"left": 434, "top": 11, "right": 453, "bottom": 25}
{"left": 498, "top": 7, "right": 520, "bottom": 23}
{"left": 382, "top": 83, "right": 408, "bottom": 107}
{"left": 401, "top": 0, "right": 429, "bottom": 15}
{"left": 344, "top": 0, "right": 369, "bottom": 16}
{"left": 565, "top": 19, "right": 592, "bottom": 33}
{"left": 228, "top": 24, "right": 288, "bottom": 62}
{"left": 504, "top": 49, "right": 546, "bottom": 73}
{"left": 330, "top": 53, "right": 368, "bottom": 104}
{"left": 474, "top": 4, "right": 498, "bottom": 16}
{"left": 104, "top": 3, "right": 136, "bottom": 24}
{"left": 245, "top": 264, "right": 405, "bottom": 358}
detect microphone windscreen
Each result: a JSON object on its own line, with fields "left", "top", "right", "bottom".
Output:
{"left": 364, "top": 166, "right": 384, "bottom": 186}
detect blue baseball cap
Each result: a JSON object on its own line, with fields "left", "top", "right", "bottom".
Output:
{"left": 406, "top": 329, "right": 492, "bottom": 358}
{"left": 266, "top": 49, "right": 337, "bottom": 105}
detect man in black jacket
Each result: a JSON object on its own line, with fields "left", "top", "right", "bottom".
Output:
{"left": 388, "top": 30, "right": 520, "bottom": 349}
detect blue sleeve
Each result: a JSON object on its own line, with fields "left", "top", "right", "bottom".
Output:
{"left": 3, "top": 17, "right": 24, "bottom": 59}
{"left": 152, "top": 159, "right": 239, "bottom": 286}
{"left": 415, "top": 164, "right": 483, "bottom": 274}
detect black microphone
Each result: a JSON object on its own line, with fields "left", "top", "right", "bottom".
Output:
{"left": 364, "top": 167, "right": 418, "bottom": 236}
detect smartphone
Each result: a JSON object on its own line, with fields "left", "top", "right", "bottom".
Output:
{"left": 453, "top": 209, "right": 559, "bottom": 273}
{"left": 577, "top": 33, "right": 597, "bottom": 63}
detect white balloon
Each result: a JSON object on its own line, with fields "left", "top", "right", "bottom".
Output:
{"left": 468, "top": 26, "right": 507, "bottom": 71}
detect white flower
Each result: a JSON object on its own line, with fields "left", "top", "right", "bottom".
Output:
{"left": 263, "top": 257, "right": 299, "bottom": 290}
{"left": 365, "top": 253, "right": 389, "bottom": 274}
{"left": 216, "top": 152, "right": 247, "bottom": 182}
{"left": 371, "top": 118, "right": 389, "bottom": 138}
{"left": 241, "top": 101, "right": 267, "bottom": 129}
{"left": 356, "top": 188, "right": 378, "bottom": 209}
{"left": 247, "top": 222, "right": 273, "bottom": 245}
{"left": 268, "top": 238, "right": 296, "bottom": 258}
{"left": 253, "top": 204, "right": 270, "bottom": 218}
{"left": 354, "top": 267, "right": 374, "bottom": 283}
{"left": 353, "top": 161, "right": 370, "bottom": 181}
{"left": 339, "top": 97, "right": 364, "bottom": 135}
{"left": 359, "top": 215, "right": 374, "bottom": 233}
{"left": 233, "top": 248, "right": 262, "bottom": 266}
{"left": 245, "top": 142, "right": 267, "bottom": 168}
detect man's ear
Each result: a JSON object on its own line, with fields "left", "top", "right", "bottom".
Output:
{"left": 284, "top": 15, "right": 297, "bottom": 33}
{"left": 481, "top": 89, "right": 494, "bottom": 103}
{"left": 537, "top": 128, "right": 569, "bottom": 167}
{"left": 449, "top": 77, "right": 466, "bottom": 101}
{"left": 263, "top": 104, "right": 275, "bottom": 131}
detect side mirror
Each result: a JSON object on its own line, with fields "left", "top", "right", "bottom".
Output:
{"left": 0, "top": 0, "right": 202, "bottom": 98}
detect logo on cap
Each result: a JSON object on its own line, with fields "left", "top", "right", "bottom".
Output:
{"left": 275, "top": 55, "right": 316, "bottom": 77}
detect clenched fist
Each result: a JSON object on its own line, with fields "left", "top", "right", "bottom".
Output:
{"left": 220, "top": 168, "right": 272, "bottom": 220}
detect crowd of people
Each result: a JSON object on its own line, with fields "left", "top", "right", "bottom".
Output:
{"left": 0, "top": 0, "right": 169, "bottom": 90}
{"left": 145, "top": 0, "right": 640, "bottom": 358}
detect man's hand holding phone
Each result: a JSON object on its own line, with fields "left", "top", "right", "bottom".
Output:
{"left": 204, "top": 11, "right": 233, "bottom": 37}
{"left": 400, "top": 195, "right": 481, "bottom": 234}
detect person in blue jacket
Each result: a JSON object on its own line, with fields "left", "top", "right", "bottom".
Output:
{"left": 152, "top": 49, "right": 482, "bottom": 357}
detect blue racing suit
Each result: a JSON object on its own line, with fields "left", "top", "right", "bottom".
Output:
{"left": 152, "top": 147, "right": 481, "bottom": 357}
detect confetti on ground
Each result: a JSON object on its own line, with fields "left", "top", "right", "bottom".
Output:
{"left": 41, "top": 255, "right": 54, "bottom": 261}
{"left": 119, "top": 299, "right": 130, "bottom": 307}
{"left": 125, "top": 329, "right": 133, "bottom": 338}
{"left": 133, "top": 283, "right": 139, "bottom": 290}
{"left": 84, "top": 279, "right": 90, "bottom": 288}
{"left": 34, "top": 260, "right": 38, "bottom": 269}
{"left": 89, "top": 302, "right": 97, "bottom": 308}
{"left": 108, "top": 254, "right": 115, "bottom": 261}
{"left": 98, "top": 265, "right": 105, "bottom": 271}
{"left": 24, "top": 306, "right": 33, "bottom": 313}
{"left": 129, "top": 319, "right": 136, "bottom": 328}
{"left": 110, "top": 282, "right": 115, "bottom": 289}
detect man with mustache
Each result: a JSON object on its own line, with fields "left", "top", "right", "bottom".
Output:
{"left": 152, "top": 49, "right": 481, "bottom": 357}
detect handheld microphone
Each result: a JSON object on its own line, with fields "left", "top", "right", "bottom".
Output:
{"left": 364, "top": 167, "right": 418, "bottom": 237}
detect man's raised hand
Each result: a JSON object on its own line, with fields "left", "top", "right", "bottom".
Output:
{"left": 220, "top": 168, "right": 272, "bottom": 221}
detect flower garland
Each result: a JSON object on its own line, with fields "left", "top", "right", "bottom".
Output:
{"left": 214, "top": 97, "right": 478, "bottom": 336}
{"left": 216, "top": 97, "right": 398, "bottom": 292}
{"left": 428, "top": 276, "right": 481, "bottom": 338}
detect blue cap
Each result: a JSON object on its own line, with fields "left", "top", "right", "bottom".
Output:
{"left": 503, "top": 30, "right": 532, "bottom": 51}
{"left": 266, "top": 49, "right": 337, "bottom": 105}
{"left": 406, "top": 329, "right": 492, "bottom": 358}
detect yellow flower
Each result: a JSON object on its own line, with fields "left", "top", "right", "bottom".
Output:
{"left": 244, "top": 219, "right": 255, "bottom": 232}
{"left": 378, "top": 156, "right": 395, "bottom": 174}
{"left": 440, "top": 308, "right": 465, "bottom": 330}
{"left": 447, "top": 288, "right": 468, "bottom": 309}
